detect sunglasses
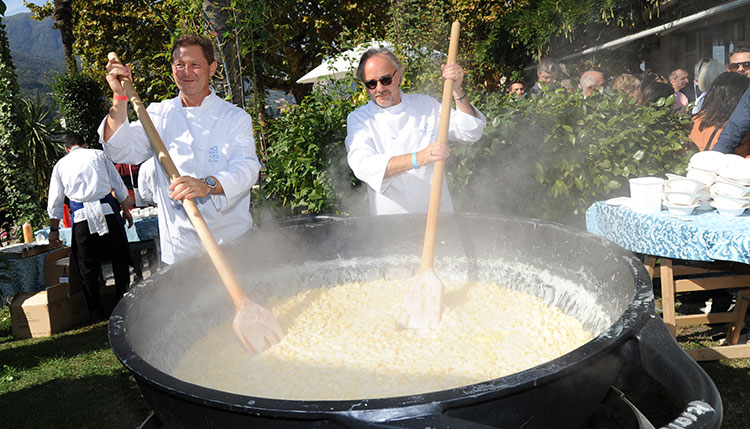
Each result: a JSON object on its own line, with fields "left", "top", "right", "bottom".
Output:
{"left": 729, "top": 61, "right": 750, "bottom": 70}
{"left": 364, "top": 69, "right": 398, "bottom": 90}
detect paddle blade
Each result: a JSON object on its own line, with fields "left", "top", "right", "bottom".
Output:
{"left": 397, "top": 269, "right": 444, "bottom": 329}
{"left": 232, "top": 297, "right": 283, "bottom": 355}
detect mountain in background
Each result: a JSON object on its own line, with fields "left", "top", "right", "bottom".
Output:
{"left": 4, "top": 13, "right": 65, "bottom": 98}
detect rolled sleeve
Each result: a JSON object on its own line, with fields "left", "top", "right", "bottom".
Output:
{"left": 448, "top": 105, "right": 487, "bottom": 142}
{"left": 98, "top": 114, "right": 155, "bottom": 165}
{"left": 345, "top": 114, "right": 392, "bottom": 194}
{"left": 47, "top": 165, "right": 65, "bottom": 220}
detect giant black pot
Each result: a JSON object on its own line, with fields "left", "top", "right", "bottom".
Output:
{"left": 109, "top": 214, "right": 722, "bottom": 428}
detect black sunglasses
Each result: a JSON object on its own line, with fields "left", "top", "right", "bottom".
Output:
{"left": 364, "top": 69, "right": 398, "bottom": 90}
{"left": 729, "top": 61, "right": 750, "bottom": 70}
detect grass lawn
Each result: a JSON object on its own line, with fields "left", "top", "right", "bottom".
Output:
{"left": 1, "top": 301, "right": 749, "bottom": 428}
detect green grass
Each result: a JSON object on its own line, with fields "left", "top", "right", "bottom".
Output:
{"left": 0, "top": 306, "right": 151, "bottom": 428}
{"left": 1, "top": 302, "right": 748, "bottom": 428}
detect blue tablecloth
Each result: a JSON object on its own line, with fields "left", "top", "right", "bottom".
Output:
{"left": 35, "top": 215, "right": 159, "bottom": 247}
{"left": 0, "top": 247, "right": 66, "bottom": 303}
{"left": 586, "top": 201, "right": 750, "bottom": 264}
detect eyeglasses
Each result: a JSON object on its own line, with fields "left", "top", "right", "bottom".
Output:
{"left": 364, "top": 69, "right": 398, "bottom": 90}
{"left": 729, "top": 61, "right": 750, "bottom": 70}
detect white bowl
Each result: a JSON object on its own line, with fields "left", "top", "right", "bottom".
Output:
{"left": 663, "top": 202, "right": 698, "bottom": 216}
{"left": 723, "top": 154, "right": 746, "bottom": 168}
{"left": 686, "top": 167, "right": 718, "bottom": 185}
{"left": 710, "top": 181, "right": 750, "bottom": 198}
{"left": 664, "top": 177, "right": 705, "bottom": 194}
{"left": 718, "top": 163, "right": 750, "bottom": 184}
{"left": 689, "top": 151, "right": 728, "bottom": 172}
{"left": 697, "top": 189, "right": 712, "bottom": 202}
{"left": 711, "top": 194, "right": 750, "bottom": 209}
{"left": 711, "top": 201, "right": 749, "bottom": 216}
{"left": 662, "top": 191, "right": 699, "bottom": 206}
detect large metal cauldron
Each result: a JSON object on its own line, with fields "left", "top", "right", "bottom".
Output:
{"left": 109, "top": 215, "right": 721, "bottom": 428}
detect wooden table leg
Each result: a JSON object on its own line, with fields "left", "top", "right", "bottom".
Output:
{"left": 643, "top": 255, "right": 656, "bottom": 279}
{"left": 660, "top": 258, "right": 677, "bottom": 337}
{"left": 727, "top": 289, "right": 750, "bottom": 345}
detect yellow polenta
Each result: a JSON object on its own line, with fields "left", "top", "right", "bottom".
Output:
{"left": 173, "top": 279, "right": 592, "bottom": 400}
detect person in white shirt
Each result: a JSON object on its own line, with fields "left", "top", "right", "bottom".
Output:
{"left": 99, "top": 34, "right": 261, "bottom": 264}
{"left": 345, "top": 48, "right": 486, "bottom": 215}
{"left": 48, "top": 133, "right": 135, "bottom": 322}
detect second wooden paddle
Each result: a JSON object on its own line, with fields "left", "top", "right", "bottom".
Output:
{"left": 397, "top": 21, "right": 461, "bottom": 329}
{"left": 107, "top": 52, "right": 283, "bottom": 354}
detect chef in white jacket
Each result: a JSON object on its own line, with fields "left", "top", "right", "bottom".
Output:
{"left": 345, "top": 48, "right": 486, "bottom": 215}
{"left": 99, "top": 34, "right": 261, "bottom": 264}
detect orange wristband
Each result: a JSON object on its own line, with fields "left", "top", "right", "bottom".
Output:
{"left": 113, "top": 94, "right": 128, "bottom": 101}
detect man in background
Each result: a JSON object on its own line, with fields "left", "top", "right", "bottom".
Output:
{"left": 507, "top": 80, "right": 526, "bottom": 97}
{"left": 727, "top": 46, "right": 750, "bottom": 78}
{"left": 47, "top": 133, "right": 134, "bottom": 322}
{"left": 579, "top": 70, "right": 604, "bottom": 97}
{"left": 527, "top": 57, "right": 560, "bottom": 95}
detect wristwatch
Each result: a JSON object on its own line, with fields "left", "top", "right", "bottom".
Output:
{"left": 203, "top": 176, "right": 218, "bottom": 193}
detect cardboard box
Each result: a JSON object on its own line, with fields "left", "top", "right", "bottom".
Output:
{"left": 68, "top": 291, "right": 89, "bottom": 327}
{"left": 10, "top": 283, "right": 71, "bottom": 339}
{"left": 56, "top": 256, "right": 82, "bottom": 295}
{"left": 44, "top": 247, "right": 71, "bottom": 286}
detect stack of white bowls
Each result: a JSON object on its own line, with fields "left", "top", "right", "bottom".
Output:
{"left": 663, "top": 174, "right": 705, "bottom": 215}
{"left": 712, "top": 156, "right": 750, "bottom": 216}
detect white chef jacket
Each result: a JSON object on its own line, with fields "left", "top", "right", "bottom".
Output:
{"left": 98, "top": 90, "right": 261, "bottom": 264}
{"left": 47, "top": 147, "right": 129, "bottom": 223}
{"left": 345, "top": 92, "right": 486, "bottom": 215}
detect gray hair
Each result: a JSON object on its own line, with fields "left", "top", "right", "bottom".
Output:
{"left": 697, "top": 59, "right": 725, "bottom": 92}
{"left": 694, "top": 57, "right": 712, "bottom": 80}
{"left": 537, "top": 57, "right": 559, "bottom": 75}
{"left": 356, "top": 48, "right": 403, "bottom": 82}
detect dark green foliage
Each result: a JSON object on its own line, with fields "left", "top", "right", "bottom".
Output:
{"left": 52, "top": 70, "right": 108, "bottom": 148}
{"left": 260, "top": 80, "right": 367, "bottom": 216}
{"left": 20, "top": 95, "right": 65, "bottom": 193}
{"left": 0, "top": 16, "right": 45, "bottom": 229}
{"left": 449, "top": 88, "right": 692, "bottom": 227}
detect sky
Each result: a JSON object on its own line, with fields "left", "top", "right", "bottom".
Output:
{"left": 4, "top": 0, "right": 28, "bottom": 17}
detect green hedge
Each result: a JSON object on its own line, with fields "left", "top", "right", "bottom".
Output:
{"left": 449, "top": 88, "right": 692, "bottom": 226}
{"left": 52, "top": 70, "right": 108, "bottom": 148}
{"left": 259, "top": 80, "right": 367, "bottom": 217}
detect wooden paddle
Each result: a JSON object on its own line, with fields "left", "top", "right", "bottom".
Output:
{"left": 107, "top": 53, "right": 282, "bottom": 354}
{"left": 397, "top": 21, "right": 461, "bottom": 329}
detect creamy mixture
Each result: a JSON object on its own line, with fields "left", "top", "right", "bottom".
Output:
{"left": 173, "top": 279, "right": 592, "bottom": 400}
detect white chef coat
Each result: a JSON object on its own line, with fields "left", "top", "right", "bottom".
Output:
{"left": 47, "top": 147, "right": 129, "bottom": 228}
{"left": 98, "top": 90, "right": 261, "bottom": 264}
{"left": 345, "top": 92, "right": 486, "bottom": 215}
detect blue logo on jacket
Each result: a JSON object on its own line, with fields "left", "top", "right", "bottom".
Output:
{"left": 208, "top": 146, "right": 219, "bottom": 163}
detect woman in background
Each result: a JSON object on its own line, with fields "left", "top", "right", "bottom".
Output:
{"left": 691, "top": 59, "right": 725, "bottom": 115}
{"left": 690, "top": 72, "right": 750, "bottom": 155}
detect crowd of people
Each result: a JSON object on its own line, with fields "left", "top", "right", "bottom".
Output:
{"left": 44, "top": 34, "right": 750, "bottom": 323}
{"left": 503, "top": 46, "right": 750, "bottom": 159}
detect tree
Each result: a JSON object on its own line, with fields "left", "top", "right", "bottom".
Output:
{"left": 20, "top": 95, "right": 64, "bottom": 191}
{"left": 0, "top": 4, "right": 46, "bottom": 229}
{"left": 27, "top": 0, "right": 180, "bottom": 104}
{"left": 52, "top": 0, "right": 75, "bottom": 71}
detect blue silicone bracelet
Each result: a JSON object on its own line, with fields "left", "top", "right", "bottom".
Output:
{"left": 412, "top": 152, "right": 419, "bottom": 169}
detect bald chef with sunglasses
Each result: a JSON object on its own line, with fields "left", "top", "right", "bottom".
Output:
{"left": 345, "top": 48, "right": 486, "bottom": 215}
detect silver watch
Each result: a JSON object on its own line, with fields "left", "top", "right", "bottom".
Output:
{"left": 203, "top": 176, "right": 218, "bottom": 192}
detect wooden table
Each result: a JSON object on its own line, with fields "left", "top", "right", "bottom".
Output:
{"left": 587, "top": 200, "right": 750, "bottom": 361}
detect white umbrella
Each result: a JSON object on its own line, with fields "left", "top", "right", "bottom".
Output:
{"left": 296, "top": 41, "right": 391, "bottom": 85}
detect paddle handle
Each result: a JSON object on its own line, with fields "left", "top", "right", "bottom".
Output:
{"left": 108, "top": 52, "right": 247, "bottom": 309}
{"left": 420, "top": 21, "right": 460, "bottom": 272}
